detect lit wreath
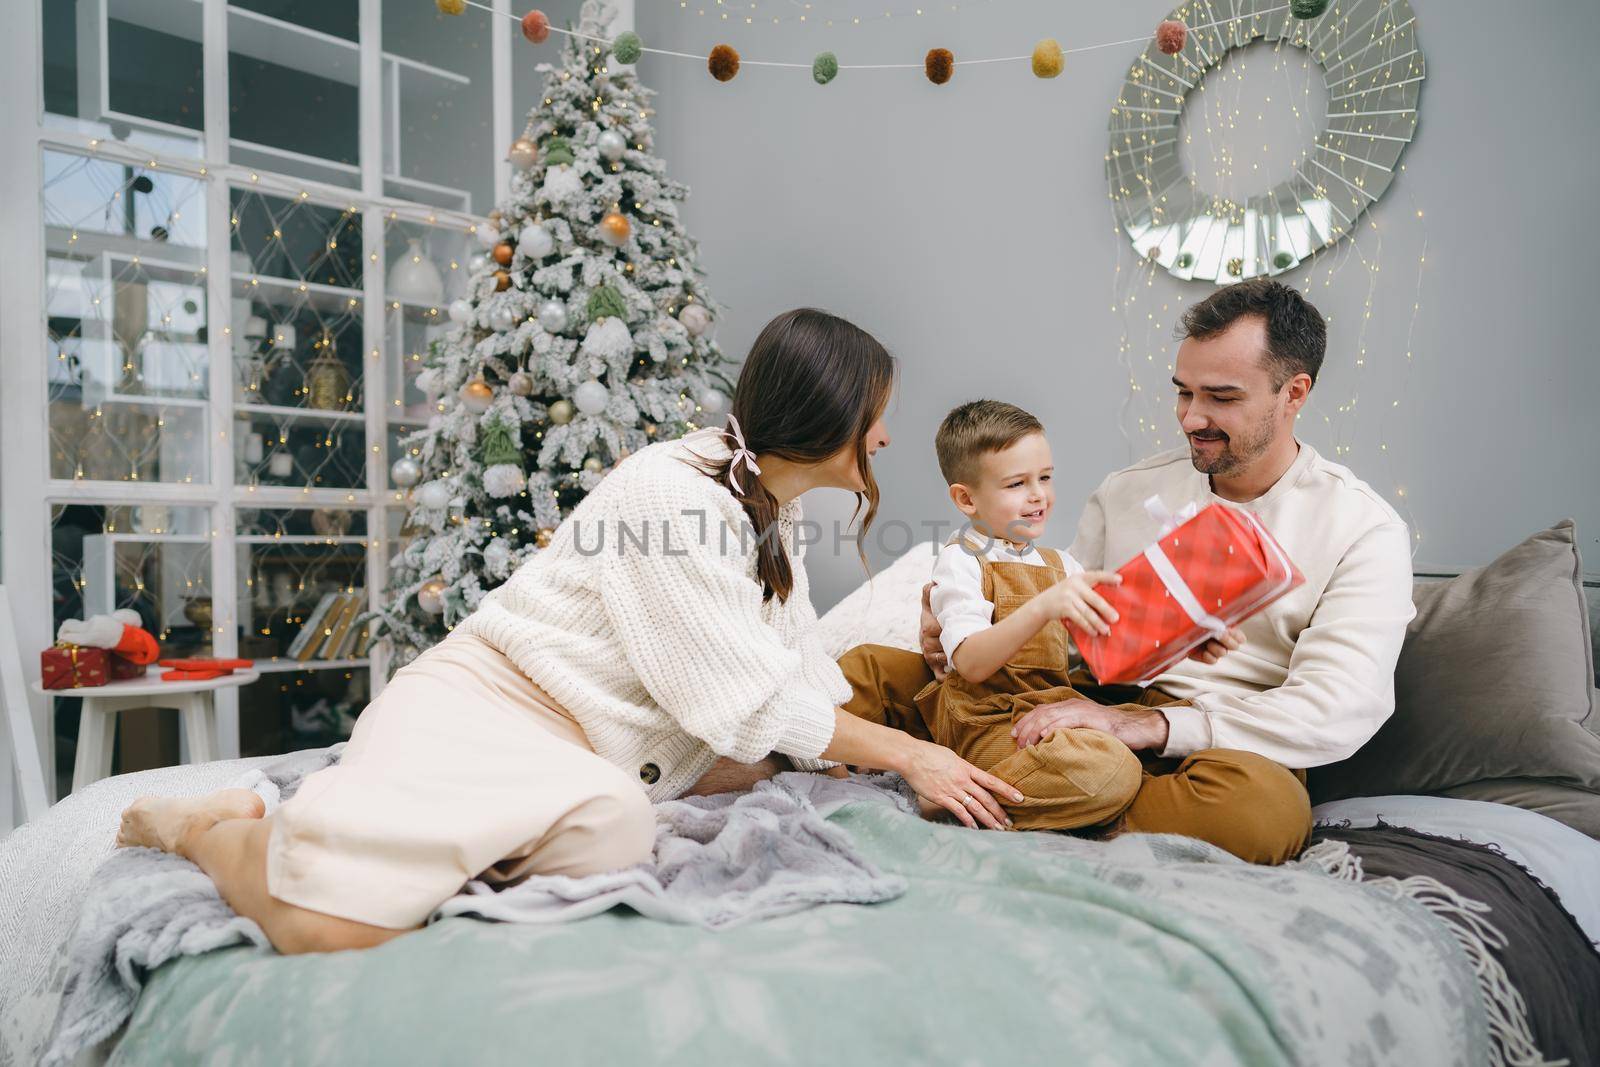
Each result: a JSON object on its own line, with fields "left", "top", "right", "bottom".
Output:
{"left": 1107, "top": 0, "right": 1424, "bottom": 283}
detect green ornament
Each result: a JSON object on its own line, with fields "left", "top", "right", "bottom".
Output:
{"left": 480, "top": 417, "right": 522, "bottom": 467}
{"left": 812, "top": 52, "right": 838, "bottom": 85}
{"left": 1174, "top": 252, "right": 1195, "bottom": 269}
{"left": 1290, "top": 0, "right": 1330, "bottom": 18}
{"left": 612, "top": 31, "right": 643, "bottom": 64}
{"left": 586, "top": 285, "right": 628, "bottom": 322}
{"left": 543, "top": 135, "right": 575, "bottom": 166}
{"left": 1273, "top": 251, "right": 1295, "bottom": 270}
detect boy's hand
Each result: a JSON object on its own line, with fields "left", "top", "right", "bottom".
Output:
{"left": 1037, "top": 571, "right": 1121, "bottom": 636}
{"left": 1187, "top": 627, "right": 1244, "bottom": 665}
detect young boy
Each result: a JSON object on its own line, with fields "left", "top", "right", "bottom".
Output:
{"left": 912, "top": 400, "right": 1192, "bottom": 832}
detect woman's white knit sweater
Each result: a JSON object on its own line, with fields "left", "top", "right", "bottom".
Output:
{"left": 462, "top": 431, "right": 849, "bottom": 801}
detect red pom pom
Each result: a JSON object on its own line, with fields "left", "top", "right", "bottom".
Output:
{"left": 707, "top": 43, "right": 740, "bottom": 82}
{"left": 924, "top": 47, "right": 954, "bottom": 85}
{"left": 1156, "top": 19, "right": 1187, "bottom": 55}
{"left": 520, "top": 9, "right": 550, "bottom": 44}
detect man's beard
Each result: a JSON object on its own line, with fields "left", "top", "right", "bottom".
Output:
{"left": 1188, "top": 410, "right": 1275, "bottom": 476}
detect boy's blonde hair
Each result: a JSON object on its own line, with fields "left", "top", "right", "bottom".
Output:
{"left": 935, "top": 400, "right": 1043, "bottom": 486}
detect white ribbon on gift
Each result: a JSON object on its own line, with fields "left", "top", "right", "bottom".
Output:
{"left": 1140, "top": 495, "right": 1229, "bottom": 642}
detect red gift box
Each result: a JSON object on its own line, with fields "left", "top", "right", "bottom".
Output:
{"left": 1068, "top": 502, "right": 1303, "bottom": 684}
{"left": 42, "top": 645, "right": 110, "bottom": 690}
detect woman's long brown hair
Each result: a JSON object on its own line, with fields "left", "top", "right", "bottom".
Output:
{"left": 688, "top": 308, "right": 895, "bottom": 602}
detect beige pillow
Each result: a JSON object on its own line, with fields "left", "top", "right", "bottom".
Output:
{"left": 1309, "top": 521, "right": 1600, "bottom": 837}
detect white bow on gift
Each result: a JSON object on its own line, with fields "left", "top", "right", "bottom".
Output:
{"left": 1140, "top": 495, "right": 1230, "bottom": 642}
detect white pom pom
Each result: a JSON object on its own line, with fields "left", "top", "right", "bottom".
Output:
{"left": 541, "top": 165, "right": 584, "bottom": 205}
{"left": 580, "top": 316, "right": 633, "bottom": 361}
{"left": 483, "top": 537, "right": 512, "bottom": 577}
{"left": 518, "top": 224, "right": 554, "bottom": 260}
{"left": 483, "top": 463, "right": 526, "bottom": 498}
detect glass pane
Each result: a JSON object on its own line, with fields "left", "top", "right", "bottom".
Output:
{"left": 44, "top": 150, "right": 210, "bottom": 484}
{"left": 230, "top": 187, "right": 366, "bottom": 490}
{"left": 238, "top": 667, "right": 369, "bottom": 757}
{"left": 235, "top": 506, "right": 369, "bottom": 665}
{"left": 381, "top": 3, "right": 493, "bottom": 213}
{"left": 40, "top": 0, "right": 205, "bottom": 157}
{"left": 51, "top": 503, "right": 214, "bottom": 653}
{"left": 382, "top": 217, "right": 471, "bottom": 447}
{"left": 228, "top": 0, "right": 361, "bottom": 189}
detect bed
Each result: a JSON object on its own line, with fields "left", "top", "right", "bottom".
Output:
{"left": 3, "top": 530, "right": 1598, "bottom": 1066}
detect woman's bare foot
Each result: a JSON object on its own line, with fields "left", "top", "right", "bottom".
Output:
{"left": 117, "top": 788, "right": 266, "bottom": 856}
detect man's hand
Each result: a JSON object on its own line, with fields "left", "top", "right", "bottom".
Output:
{"left": 1187, "top": 627, "right": 1243, "bottom": 665}
{"left": 919, "top": 582, "right": 947, "bottom": 680}
{"left": 1011, "top": 699, "right": 1170, "bottom": 753}
{"left": 682, "top": 755, "right": 787, "bottom": 797}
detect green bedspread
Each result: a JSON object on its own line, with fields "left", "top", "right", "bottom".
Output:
{"left": 111, "top": 801, "right": 1487, "bottom": 1066}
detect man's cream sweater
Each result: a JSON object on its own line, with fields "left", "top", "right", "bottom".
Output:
{"left": 463, "top": 432, "right": 848, "bottom": 801}
{"left": 1068, "top": 442, "right": 1416, "bottom": 768}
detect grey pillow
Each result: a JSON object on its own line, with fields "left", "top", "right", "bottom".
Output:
{"left": 1309, "top": 521, "right": 1600, "bottom": 837}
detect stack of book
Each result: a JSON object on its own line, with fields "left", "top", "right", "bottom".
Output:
{"left": 284, "top": 589, "right": 375, "bottom": 662}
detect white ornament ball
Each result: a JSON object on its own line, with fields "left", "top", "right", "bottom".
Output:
{"left": 547, "top": 399, "right": 575, "bottom": 425}
{"left": 468, "top": 253, "right": 488, "bottom": 274}
{"left": 448, "top": 298, "right": 473, "bottom": 325}
{"left": 483, "top": 463, "right": 527, "bottom": 498}
{"left": 698, "top": 388, "right": 728, "bottom": 415}
{"left": 597, "top": 129, "right": 627, "bottom": 163}
{"left": 573, "top": 378, "right": 610, "bottom": 415}
{"left": 538, "top": 300, "right": 569, "bottom": 333}
{"left": 417, "top": 579, "right": 448, "bottom": 615}
{"left": 390, "top": 456, "right": 422, "bottom": 488}
{"left": 507, "top": 370, "right": 534, "bottom": 396}
{"left": 416, "top": 480, "right": 453, "bottom": 510}
{"left": 476, "top": 225, "right": 500, "bottom": 249}
{"left": 483, "top": 538, "right": 512, "bottom": 576}
{"left": 679, "top": 303, "right": 711, "bottom": 337}
{"left": 488, "top": 306, "right": 516, "bottom": 333}
{"left": 518, "top": 223, "right": 554, "bottom": 260}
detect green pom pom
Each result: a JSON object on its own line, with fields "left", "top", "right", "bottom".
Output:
{"left": 586, "top": 285, "right": 628, "bottom": 322}
{"left": 1290, "top": 0, "right": 1330, "bottom": 18}
{"left": 1272, "top": 251, "right": 1295, "bottom": 269}
{"left": 612, "top": 31, "right": 642, "bottom": 64}
{"left": 543, "top": 135, "right": 575, "bottom": 166}
{"left": 1174, "top": 252, "right": 1195, "bottom": 269}
{"left": 812, "top": 52, "right": 838, "bottom": 85}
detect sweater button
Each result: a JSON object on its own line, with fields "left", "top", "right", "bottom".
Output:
{"left": 639, "top": 762, "right": 661, "bottom": 785}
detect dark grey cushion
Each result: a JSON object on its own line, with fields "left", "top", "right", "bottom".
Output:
{"left": 1310, "top": 521, "right": 1600, "bottom": 837}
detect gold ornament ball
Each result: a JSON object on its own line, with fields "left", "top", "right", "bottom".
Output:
{"left": 583, "top": 456, "right": 604, "bottom": 473}
{"left": 644, "top": 421, "right": 657, "bottom": 436}
{"left": 547, "top": 398, "right": 575, "bottom": 425}
{"left": 535, "top": 527, "right": 554, "bottom": 548}
{"left": 493, "top": 270, "right": 511, "bottom": 292}
{"left": 417, "top": 578, "right": 448, "bottom": 614}
{"left": 460, "top": 378, "right": 494, "bottom": 412}
{"left": 507, "top": 137, "right": 538, "bottom": 171}
{"left": 493, "top": 243, "right": 514, "bottom": 266}
{"left": 599, "top": 212, "right": 632, "bottom": 247}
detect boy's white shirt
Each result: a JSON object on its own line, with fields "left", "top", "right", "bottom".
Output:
{"left": 929, "top": 532, "right": 1085, "bottom": 664}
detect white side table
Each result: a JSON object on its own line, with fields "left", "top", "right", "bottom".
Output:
{"left": 34, "top": 667, "right": 260, "bottom": 793}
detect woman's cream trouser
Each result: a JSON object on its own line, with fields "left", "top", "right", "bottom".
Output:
{"left": 266, "top": 632, "right": 657, "bottom": 929}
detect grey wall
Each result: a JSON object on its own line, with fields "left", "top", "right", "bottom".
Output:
{"left": 631, "top": 0, "right": 1600, "bottom": 610}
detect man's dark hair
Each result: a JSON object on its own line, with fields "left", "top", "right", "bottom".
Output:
{"left": 1178, "top": 278, "right": 1327, "bottom": 388}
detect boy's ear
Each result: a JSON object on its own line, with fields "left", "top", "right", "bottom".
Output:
{"left": 948, "top": 483, "right": 979, "bottom": 517}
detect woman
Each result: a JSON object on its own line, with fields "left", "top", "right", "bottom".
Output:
{"left": 117, "top": 308, "right": 1023, "bottom": 955}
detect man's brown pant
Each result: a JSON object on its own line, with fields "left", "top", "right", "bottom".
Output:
{"left": 837, "top": 644, "right": 1312, "bottom": 865}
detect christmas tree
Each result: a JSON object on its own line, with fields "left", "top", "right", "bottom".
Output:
{"left": 374, "top": 0, "right": 733, "bottom": 668}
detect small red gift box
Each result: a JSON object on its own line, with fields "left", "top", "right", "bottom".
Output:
{"left": 40, "top": 645, "right": 144, "bottom": 689}
{"left": 1068, "top": 502, "right": 1303, "bottom": 684}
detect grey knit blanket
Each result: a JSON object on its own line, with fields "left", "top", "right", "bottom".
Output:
{"left": 35, "top": 747, "right": 908, "bottom": 1067}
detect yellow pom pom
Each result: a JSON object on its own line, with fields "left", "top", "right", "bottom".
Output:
{"left": 436, "top": 0, "right": 465, "bottom": 13}
{"left": 1031, "top": 38, "right": 1064, "bottom": 79}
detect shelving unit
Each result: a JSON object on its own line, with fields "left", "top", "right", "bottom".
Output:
{"left": 4, "top": 0, "right": 550, "bottom": 821}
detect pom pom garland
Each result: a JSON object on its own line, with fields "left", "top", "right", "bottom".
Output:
{"left": 435, "top": 0, "right": 464, "bottom": 14}
{"left": 520, "top": 9, "right": 549, "bottom": 43}
{"left": 1156, "top": 20, "right": 1187, "bottom": 56}
{"left": 708, "top": 44, "right": 740, "bottom": 82}
{"left": 924, "top": 48, "right": 954, "bottom": 85}
{"left": 1031, "top": 38, "right": 1064, "bottom": 79}
{"left": 812, "top": 52, "right": 838, "bottom": 85}
{"left": 612, "top": 30, "right": 642, "bottom": 64}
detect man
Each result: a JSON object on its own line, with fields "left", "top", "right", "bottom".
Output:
{"left": 838, "top": 278, "right": 1416, "bottom": 864}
